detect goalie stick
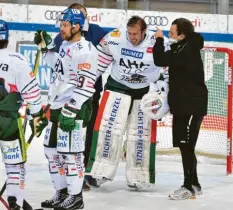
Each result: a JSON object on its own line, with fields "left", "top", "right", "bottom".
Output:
{"left": 0, "top": 77, "right": 63, "bottom": 210}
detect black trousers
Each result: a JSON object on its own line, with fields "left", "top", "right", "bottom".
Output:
{"left": 172, "top": 114, "right": 204, "bottom": 191}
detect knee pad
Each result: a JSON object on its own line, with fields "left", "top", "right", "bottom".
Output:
{"left": 126, "top": 100, "right": 156, "bottom": 188}
{"left": 86, "top": 90, "right": 131, "bottom": 180}
{"left": 0, "top": 138, "right": 26, "bottom": 164}
{"left": 57, "top": 120, "right": 86, "bottom": 153}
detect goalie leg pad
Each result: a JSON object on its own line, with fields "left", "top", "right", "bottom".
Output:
{"left": 126, "top": 100, "right": 156, "bottom": 189}
{"left": 86, "top": 90, "right": 131, "bottom": 180}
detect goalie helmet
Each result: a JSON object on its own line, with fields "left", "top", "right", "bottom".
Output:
{"left": 57, "top": 8, "right": 85, "bottom": 29}
{"left": 0, "top": 19, "right": 9, "bottom": 41}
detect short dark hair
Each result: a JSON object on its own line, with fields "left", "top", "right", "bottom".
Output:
{"left": 127, "top": 16, "right": 147, "bottom": 31}
{"left": 172, "top": 18, "right": 194, "bottom": 37}
{"left": 68, "top": 3, "right": 87, "bottom": 12}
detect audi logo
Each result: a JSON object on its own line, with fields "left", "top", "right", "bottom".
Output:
{"left": 144, "top": 16, "right": 169, "bottom": 26}
{"left": 44, "top": 10, "right": 62, "bottom": 20}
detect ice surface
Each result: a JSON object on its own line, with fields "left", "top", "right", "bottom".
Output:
{"left": 1, "top": 128, "right": 233, "bottom": 210}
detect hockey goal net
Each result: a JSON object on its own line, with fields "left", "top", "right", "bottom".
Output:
{"left": 155, "top": 47, "right": 233, "bottom": 175}
{"left": 101, "top": 47, "right": 233, "bottom": 175}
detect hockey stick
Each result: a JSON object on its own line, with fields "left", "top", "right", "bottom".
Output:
{"left": 0, "top": 196, "right": 9, "bottom": 210}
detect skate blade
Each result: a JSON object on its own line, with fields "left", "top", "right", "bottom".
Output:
{"left": 168, "top": 195, "right": 196, "bottom": 200}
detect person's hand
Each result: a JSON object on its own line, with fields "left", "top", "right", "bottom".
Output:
{"left": 29, "top": 108, "right": 48, "bottom": 137}
{"left": 58, "top": 105, "right": 79, "bottom": 132}
{"left": 155, "top": 27, "right": 164, "bottom": 39}
{"left": 34, "top": 30, "right": 55, "bottom": 53}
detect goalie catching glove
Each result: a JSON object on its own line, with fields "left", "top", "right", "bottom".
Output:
{"left": 29, "top": 108, "right": 48, "bottom": 137}
{"left": 141, "top": 81, "right": 170, "bottom": 120}
{"left": 34, "top": 30, "right": 56, "bottom": 53}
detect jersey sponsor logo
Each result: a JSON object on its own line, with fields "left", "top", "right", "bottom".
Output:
{"left": 0, "top": 63, "right": 9, "bottom": 71}
{"left": 57, "top": 133, "right": 68, "bottom": 148}
{"left": 110, "top": 29, "right": 120, "bottom": 37}
{"left": 119, "top": 58, "right": 150, "bottom": 73}
{"left": 54, "top": 58, "right": 64, "bottom": 75}
{"left": 108, "top": 41, "right": 119, "bottom": 45}
{"left": 121, "top": 74, "right": 147, "bottom": 84}
{"left": 2, "top": 145, "right": 20, "bottom": 160}
{"left": 103, "top": 97, "right": 121, "bottom": 158}
{"left": 136, "top": 107, "right": 144, "bottom": 165}
{"left": 9, "top": 54, "right": 24, "bottom": 61}
{"left": 78, "top": 63, "right": 91, "bottom": 70}
{"left": 121, "top": 48, "right": 144, "bottom": 59}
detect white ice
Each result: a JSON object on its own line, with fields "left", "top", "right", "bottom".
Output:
{"left": 1, "top": 127, "right": 233, "bottom": 210}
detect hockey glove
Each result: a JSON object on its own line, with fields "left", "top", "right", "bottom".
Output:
{"left": 58, "top": 105, "right": 79, "bottom": 132}
{"left": 29, "top": 108, "right": 48, "bottom": 137}
{"left": 34, "top": 30, "right": 55, "bottom": 53}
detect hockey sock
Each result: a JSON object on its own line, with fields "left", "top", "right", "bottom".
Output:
{"left": 5, "top": 164, "right": 25, "bottom": 207}
{"left": 63, "top": 153, "right": 84, "bottom": 195}
{"left": 44, "top": 147, "right": 67, "bottom": 190}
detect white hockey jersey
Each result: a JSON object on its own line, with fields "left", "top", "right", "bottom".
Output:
{"left": 0, "top": 49, "right": 42, "bottom": 115}
{"left": 97, "top": 28, "right": 170, "bottom": 89}
{"left": 44, "top": 37, "right": 97, "bottom": 110}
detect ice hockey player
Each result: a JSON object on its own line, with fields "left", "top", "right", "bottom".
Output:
{"left": 34, "top": 8, "right": 97, "bottom": 209}
{"left": 0, "top": 19, "right": 48, "bottom": 210}
{"left": 86, "top": 15, "right": 170, "bottom": 190}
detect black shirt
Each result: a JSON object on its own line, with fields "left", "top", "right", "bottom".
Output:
{"left": 153, "top": 32, "right": 208, "bottom": 115}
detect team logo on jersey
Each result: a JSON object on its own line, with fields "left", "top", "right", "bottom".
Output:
{"left": 110, "top": 29, "right": 120, "bottom": 37}
{"left": 121, "top": 74, "right": 147, "bottom": 84}
{"left": 121, "top": 48, "right": 144, "bottom": 59}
